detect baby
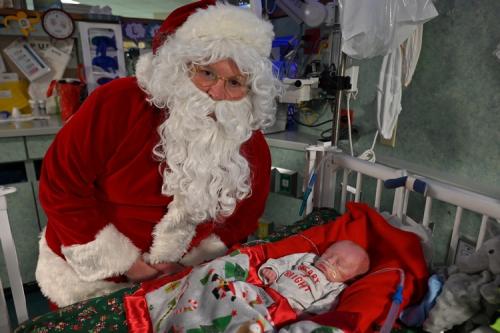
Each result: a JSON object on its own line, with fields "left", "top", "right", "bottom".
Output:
{"left": 258, "top": 240, "right": 370, "bottom": 314}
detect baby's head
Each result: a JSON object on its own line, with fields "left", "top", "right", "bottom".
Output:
{"left": 314, "top": 240, "right": 370, "bottom": 283}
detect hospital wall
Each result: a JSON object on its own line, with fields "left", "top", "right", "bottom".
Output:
{"left": 263, "top": 0, "right": 500, "bottom": 265}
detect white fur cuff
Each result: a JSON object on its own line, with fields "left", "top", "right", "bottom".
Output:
{"left": 61, "top": 224, "right": 140, "bottom": 282}
{"left": 180, "top": 234, "right": 228, "bottom": 266}
{"left": 148, "top": 222, "right": 197, "bottom": 264}
{"left": 37, "top": 230, "right": 132, "bottom": 307}
{"left": 148, "top": 201, "right": 200, "bottom": 264}
{"left": 135, "top": 52, "right": 154, "bottom": 93}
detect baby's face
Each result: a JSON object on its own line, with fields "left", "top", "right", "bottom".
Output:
{"left": 314, "top": 242, "right": 368, "bottom": 283}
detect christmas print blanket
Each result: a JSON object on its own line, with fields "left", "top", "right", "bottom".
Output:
{"left": 124, "top": 203, "right": 429, "bottom": 333}
{"left": 125, "top": 250, "right": 344, "bottom": 333}
{"left": 140, "top": 251, "right": 275, "bottom": 332}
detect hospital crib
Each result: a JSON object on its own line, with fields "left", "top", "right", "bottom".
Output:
{"left": 304, "top": 145, "right": 500, "bottom": 266}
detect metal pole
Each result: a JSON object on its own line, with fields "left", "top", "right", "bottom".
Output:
{"left": 327, "top": 3, "right": 346, "bottom": 147}
{"left": 332, "top": 53, "right": 346, "bottom": 146}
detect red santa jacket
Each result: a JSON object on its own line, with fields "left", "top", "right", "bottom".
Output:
{"left": 36, "top": 77, "right": 271, "bottom": 306}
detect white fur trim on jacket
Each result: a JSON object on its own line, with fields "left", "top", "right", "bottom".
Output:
{"left": 148, "top": 202, "right": 197, "bottom": 264}
{"left": 179, "top": 234, "right": 228, "bottom": 266}
{"left": 135, "top": 52, "right": 154, "bottom": 91}
{"left": 61, "top": 224, "right": 140, "bottom": 281}
{"left": 36, "top": 230, "right": 132, "bottom": 307}
{"left": 175, "top": 4, "right": 274, "bottom": 57}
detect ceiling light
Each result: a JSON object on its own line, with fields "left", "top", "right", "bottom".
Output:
{"left": 61, "top": 0, "right": 81, "bottom": 4}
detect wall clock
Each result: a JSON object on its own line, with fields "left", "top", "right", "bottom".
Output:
{"left": 42, "top": 9, "right": 75, "bottom": 40}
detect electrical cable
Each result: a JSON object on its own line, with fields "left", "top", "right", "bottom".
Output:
{"left": 342, "top": 88, "right": 378, "bottom": 162}
{"left": 297, "top": 234, "right": 320, "bottom": 255}
{"left": 365, "top": 268, "right": 406, "bottom": 333}
{"left": 358, "top": 130, "right": 379, "bottom": 163}
{"left": 345, "top": 91, "right": 354, "bottom": 157}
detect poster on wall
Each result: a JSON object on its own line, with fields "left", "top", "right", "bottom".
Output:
{"left": 121, "top": 20, "right": 161, "bottom": 75}
{"left": 121, "top": 20, "right": 160, "bottom": 45}
{"left": 77, "top": 21, "right": 126, "bottom": 93}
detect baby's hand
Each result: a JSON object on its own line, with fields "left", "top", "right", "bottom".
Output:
{"left": 261, "top": 268, "right": 277, "bottom": 284}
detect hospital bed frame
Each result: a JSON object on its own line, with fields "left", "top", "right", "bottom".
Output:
{"left": 305, "top": 145, "right": 500, "bottom": 265}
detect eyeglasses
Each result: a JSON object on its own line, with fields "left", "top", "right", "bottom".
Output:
{"left": 190, "top": 65, "right": 249, "bottom": 99}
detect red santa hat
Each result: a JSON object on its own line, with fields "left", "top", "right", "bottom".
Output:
{"left": 152, "top": 0, "right": 216, "bottom": 54}
{"left": 150, "top": 0, "right": 274, "bottom": 59}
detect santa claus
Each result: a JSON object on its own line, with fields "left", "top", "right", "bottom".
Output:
{"left": 36, "top": 0, "right": 280, "bottom": 307}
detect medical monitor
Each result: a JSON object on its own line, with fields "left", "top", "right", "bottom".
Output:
{"left": 225, "top": 0, "right": 263, "bottom": 18}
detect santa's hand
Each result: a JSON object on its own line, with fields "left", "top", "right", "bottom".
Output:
{"left": 126, "top": 259, "right": 160, "bottom": 282}
{"left": 261, "top": 268, "right": 277, "bottom": 284}
{"left": 151, "top": 262, "right": 185, "bottom": 276}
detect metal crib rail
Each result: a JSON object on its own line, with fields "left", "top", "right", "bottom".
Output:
{"left": 306, "top": 148, "right": 500, "bottom": 265}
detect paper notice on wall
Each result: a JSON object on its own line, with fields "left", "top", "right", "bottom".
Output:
{"left": 39, "top": 44, "right": 73, "bottom": 81}
{"left": 28, "top": 41, "right": 74, "bottom": 101}
{"left": 29, "top": 38, "right": 75, "bottom": 56}
{"left": 3, "top": 39, "right": 51, "bottom": 82}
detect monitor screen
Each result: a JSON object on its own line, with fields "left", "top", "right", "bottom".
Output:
{"left": 226, "top": 0, "right": 250, "bottom": 8}
{"left": 225, "top": 0, "right": 262, "bottom": 17}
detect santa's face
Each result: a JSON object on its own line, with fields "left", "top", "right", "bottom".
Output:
{"left": 314, "top": 242, "right": 369, "bottom": 283}
{"left": 189, "top": 58, "right": 249, "bottom": 102}
{"left": 315, "top": 250, "right": 349, "bottom": 283}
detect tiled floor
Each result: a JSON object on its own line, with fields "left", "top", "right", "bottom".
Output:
{"left": 6, "top": 287, "right": 50, "bottom": 329}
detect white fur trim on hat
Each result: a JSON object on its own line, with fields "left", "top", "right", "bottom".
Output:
{"left": 179, "top": 234, "right": 228, "bottom": 266}
{"left": 175, "top": 4, "right": 274, "bottom": 57}
{"left": 36, "top": 230, "right": 132, "bottom": 307}
{"left": 61, "top": 224, "right": 140, "bottom": 282}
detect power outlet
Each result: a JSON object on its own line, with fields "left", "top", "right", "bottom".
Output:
{"left": 455, "top": 239, "right": 476, "bottom": 263}
{"left": 345, "top": 66, "right": 359, "bottom": 93}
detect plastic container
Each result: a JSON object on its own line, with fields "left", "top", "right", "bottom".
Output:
{"left": 46, "top": 80, "right": 86, "bottom": 122}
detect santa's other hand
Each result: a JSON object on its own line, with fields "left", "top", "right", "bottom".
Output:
{"left": 126, "top": 259, "right": 160, "bottom": 282}
{"left": 151, "top": 262, "right": 185, "bottom": 275}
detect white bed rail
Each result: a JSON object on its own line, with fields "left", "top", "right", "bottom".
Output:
{"left": 305, "top": 146, "right": 500, "bottom": 265}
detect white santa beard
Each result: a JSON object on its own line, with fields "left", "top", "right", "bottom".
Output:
{"left": 157, "top": 78, "right": 253, "bottom": 223}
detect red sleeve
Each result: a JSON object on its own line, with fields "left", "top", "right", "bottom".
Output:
{"left": 39, "top": 78, "right": 143, "bottom": 280}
